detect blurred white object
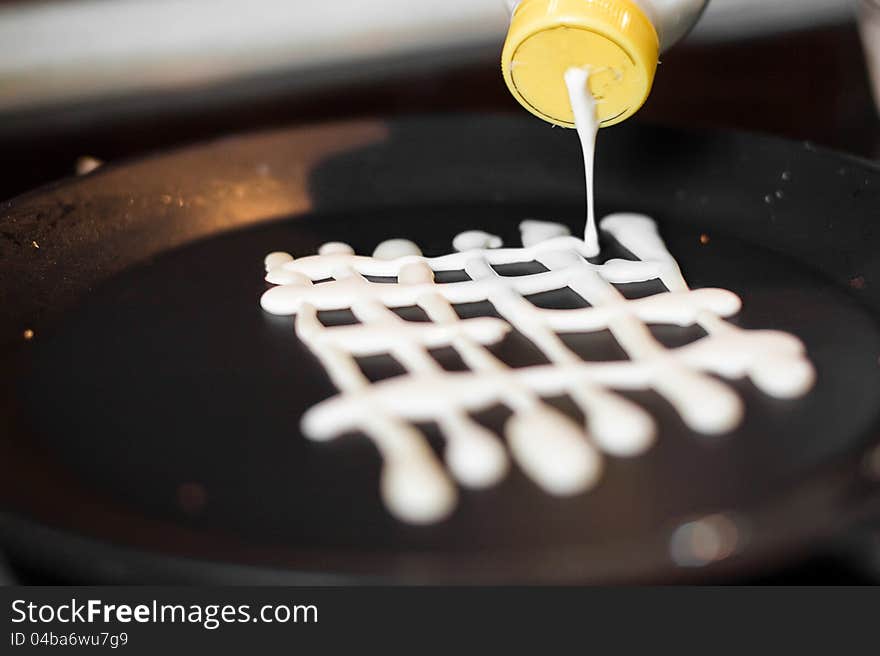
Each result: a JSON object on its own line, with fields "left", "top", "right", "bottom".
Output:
{"left": 858, "top": 0, "right": 880, "bottom": 113}
{"left": 0, "top": 0, "right": 854, "bottom": 112}
{"left": 0, "top": 0, "right": 508, "bottom": 111}
{"left": 694, "top": 0, "right": 852, "bottom": 42}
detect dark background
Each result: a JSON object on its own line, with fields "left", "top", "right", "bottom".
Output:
{"left": 2, "top": 16, "right": 879, "bottom": 584}
{"left": 1, "top": 22, "right": 877, "bottom": 205}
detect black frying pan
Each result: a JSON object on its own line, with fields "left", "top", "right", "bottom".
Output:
{"left": 1, "top": 116, "right": 879, "bottom": 584}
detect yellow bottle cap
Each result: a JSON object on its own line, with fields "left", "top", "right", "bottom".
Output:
{"left": 501, "top": 0, "right": 660, "bottom": 128}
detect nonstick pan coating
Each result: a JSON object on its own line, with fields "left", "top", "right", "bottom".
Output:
{"left": 1, "top": 116, "right": 879, "bottom": 583}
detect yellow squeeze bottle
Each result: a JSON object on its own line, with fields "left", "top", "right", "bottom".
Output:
{"left": 501, "top": 0, "right": 709, "bottom": 127}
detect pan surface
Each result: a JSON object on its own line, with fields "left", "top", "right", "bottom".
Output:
{"left": 1, "top": 116, "right": 880, "bottom": 583}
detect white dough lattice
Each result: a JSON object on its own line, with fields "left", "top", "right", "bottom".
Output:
{"left": 260, "top": 214, "right": 815, "bottom": 523}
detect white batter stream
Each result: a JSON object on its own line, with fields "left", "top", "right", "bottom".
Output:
{"left": 258, "top": 69, "right": 816, "bottom": 524}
